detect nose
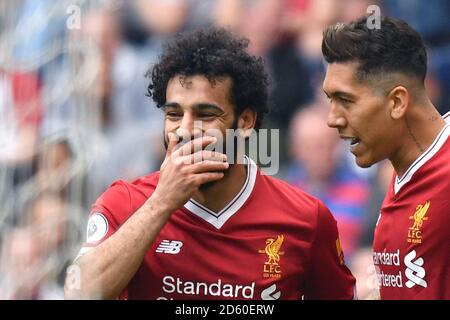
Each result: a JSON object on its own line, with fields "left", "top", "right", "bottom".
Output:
{"left": 176, "top": 113, "right": 202, "bottom": 139}
{"left": 178, "top": 113, "right": 194, "bottom": 132}
{"left": 327, "top": 103, "right": 346, "bottom": 129}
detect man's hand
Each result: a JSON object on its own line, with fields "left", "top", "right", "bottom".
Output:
{"left": 152, "top": 132, "right": 229, "bottom": 213}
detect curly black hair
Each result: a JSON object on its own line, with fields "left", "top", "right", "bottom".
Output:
{"left": 146, "top": 28, "right": 269, "bottom": 129}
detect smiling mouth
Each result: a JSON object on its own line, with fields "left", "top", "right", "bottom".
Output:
{"left": 341, "top": 136, "right": 361, "bottom": 148}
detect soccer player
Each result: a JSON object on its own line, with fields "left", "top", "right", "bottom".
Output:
{"left": 65, "top": 28, "right": 355, "bottom": 300}
{"left": 322, "top": 16, "right": 450, "bottom": 299}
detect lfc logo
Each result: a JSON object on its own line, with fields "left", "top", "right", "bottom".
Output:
{"left": 259, "top": 235, "right": 285, "bottom": 278}
{"left": 407, "top": 201, "right": 430, "bottom": 244}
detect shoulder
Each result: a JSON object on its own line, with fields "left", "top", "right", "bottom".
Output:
{"left": 258, "top": 174, "right": 330, "bottom": 220}
{"left": 411, "top": 124, "right": 450, "bottom": 187}
{"left": 126, "top": 172, "right": 160, "bottom": 194}
{"left": 428, "top": 132, "right": 450, "bottom": 181}
{"left": 93, "top": 172, "right": 160, "bottom": 221}
{"left": 260, "top": 174, "right": 324, "bottom": 204}
{"left": 443, "top": 111, "right": 450, "bottom": 123}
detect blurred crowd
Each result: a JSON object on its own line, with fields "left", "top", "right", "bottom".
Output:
{"left": 0, "top": 0, "right": 449, "bottom": 299}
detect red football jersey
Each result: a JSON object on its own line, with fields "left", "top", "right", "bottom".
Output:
{"left": 78, "top": 157, "right": 355, "bottom": 300}
{"left": 373, "top": 114, "right": 450, "bottom": 299}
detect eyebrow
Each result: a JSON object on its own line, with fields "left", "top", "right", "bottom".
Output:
{"left": 162, "top": 102, "right": 225, "bottom": 114}
{"left": 323, "top": 90, "right": 357, "bottom": 100}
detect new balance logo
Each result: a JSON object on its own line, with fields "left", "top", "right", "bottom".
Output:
{"left": 261, "top": 283, "right": 281, "bottom": 300}
{"left": 155, "top": 240, "right": 183, "bottom": 254}
{"left": 404, "top": 250, "right": 427, "bottom": 288}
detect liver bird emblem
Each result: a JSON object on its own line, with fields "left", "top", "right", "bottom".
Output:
{"left": 410, "top": 201, "right": 430, "bottom": 230}
{"left": 264, "top": 235, "right": 284, "bottom": 265}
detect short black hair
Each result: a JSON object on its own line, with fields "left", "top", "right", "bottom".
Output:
{"left": 322, "top": 16, "right": 428, "bottom": 83}
{"left": 147, "top": 28, "right": 269, "bottom": 129}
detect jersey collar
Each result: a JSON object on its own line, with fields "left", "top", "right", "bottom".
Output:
{"left": 394, "top": 113, "right": 450, "bottom": 194}
{"left": 183, "top": 155, "right": 257, "bottom": 229}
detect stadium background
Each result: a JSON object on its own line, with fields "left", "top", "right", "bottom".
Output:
{"left": 0, "top": 0, "right": 449, "bottom": 299}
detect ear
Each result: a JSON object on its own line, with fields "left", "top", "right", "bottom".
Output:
{"left": 388, "top": 86, "right": 409, "bottom": 120}
{"left": 237, "top": 108, "right": 257, "bottom": 137}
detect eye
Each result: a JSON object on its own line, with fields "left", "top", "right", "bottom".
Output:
{"left": 339, "top": 97, "right": 353, "bottom": 107}
{"left": 165, "top": 111, "right": 182, "bottom": 119}
{"left": 198, "top": 113, "right": 217, "bottom": 120}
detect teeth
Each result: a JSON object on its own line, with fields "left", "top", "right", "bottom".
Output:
{"left": 350, "top": 138, "right": 359, "bottom": 146}
{"left": 344, "top": 139, "right": 352, "bottom": 146}
{"left": 342, "top": 137, "right": 360, "bottom": 147}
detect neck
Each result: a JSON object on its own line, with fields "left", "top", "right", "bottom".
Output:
{"left": 391, "top": 100, "right": 446, "bottom": 178}
{"left": 191, "top": 162, "right": 247, "bottom": 213}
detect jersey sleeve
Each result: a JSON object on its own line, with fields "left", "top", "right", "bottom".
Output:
{"left": 303, "top": 202, "right": 357, "bottom": 300}
{"left": 74, "top": 180, "right": 131, "bottom": 300}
